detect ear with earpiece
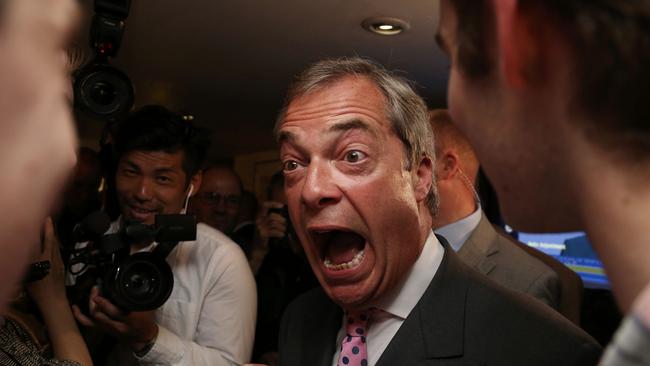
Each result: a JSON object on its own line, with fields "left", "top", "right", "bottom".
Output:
{"left": 187, "top": 184, "right": 194, "bottom": 198}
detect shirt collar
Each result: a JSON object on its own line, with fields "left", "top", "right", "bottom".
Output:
{"left": 434, "top": 207, "right": 482, "bottom": 252}
{"left": 373, "top": 231, "right": 445, "bottom": 319}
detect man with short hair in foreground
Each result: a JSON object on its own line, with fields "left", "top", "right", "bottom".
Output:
{"left": 436, "top": 1, "right": 650, "bottom": 363}
{"left": 276, "top": 57, "right": 600, "bottom": 366}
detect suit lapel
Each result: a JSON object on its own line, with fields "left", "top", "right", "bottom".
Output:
{"left": 300, "top": 294, "right": 342, "bottom": 366}
{"left": 376, "top": 236, "right": 467, "bottom": 365}
{"left": 457, "top": 212, "right": 499, "bottom": 275}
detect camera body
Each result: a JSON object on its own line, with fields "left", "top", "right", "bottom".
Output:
{"left": 68, "top": 213, "right": 196, "bottom": 312}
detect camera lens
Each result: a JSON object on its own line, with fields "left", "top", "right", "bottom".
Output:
{"left": 125, "top": 272, "right": 153, "bottom": 297}
{"left": 105, "top": 252, "right": 173, "bottom": 311}
{"left": 74, "top": 62, "right": 134, "bottom": 121}
{"left": 89, "top": 81, "right": 117, "bottom": 106}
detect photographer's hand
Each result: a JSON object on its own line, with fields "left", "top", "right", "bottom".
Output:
{"left": 250, "top": 201, "right": 286, "bottom": 274}
{"left": 75, "top": 286, "right": 159, "bottom": 352}
{"left": 26, "top": 217, "right": 66, "bottom": 306}
{"left": 256, "top": 201, "right": 288, "bottom": 243}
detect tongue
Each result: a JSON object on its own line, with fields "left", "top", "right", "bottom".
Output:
{"left": 326, "top": 231, "right": 365, "bottom": 265}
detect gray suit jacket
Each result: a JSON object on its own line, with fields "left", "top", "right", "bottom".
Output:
{"left": 279, "top": 236, "right": 601, "bottom": 366}
{"left": 457, "top": 213, "right": 561, "bottom": 309}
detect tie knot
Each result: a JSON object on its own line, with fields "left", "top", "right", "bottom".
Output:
{"left": 345, "top": 309, "right": 372, "bottom": 337}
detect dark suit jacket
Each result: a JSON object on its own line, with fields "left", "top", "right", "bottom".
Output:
{"left": 279, "top": 237, "right": 601, "bottom": 366}
{"left": 457, "top": 213, "right": 560, "bottom": 309}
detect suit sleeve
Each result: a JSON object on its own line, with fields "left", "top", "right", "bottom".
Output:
{"left": 137, "top": 245, "right": 257, "bottom": 366}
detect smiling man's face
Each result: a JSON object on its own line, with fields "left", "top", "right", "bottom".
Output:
{"left": 115, "top": 150, "right": 191, "bottom": 226}
{"left": 278, "top": 76, "right": 427, "bottom": 310}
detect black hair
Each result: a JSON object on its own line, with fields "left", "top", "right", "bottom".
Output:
{"left": 113, "top": 105, "right": 210, "bottom": 183}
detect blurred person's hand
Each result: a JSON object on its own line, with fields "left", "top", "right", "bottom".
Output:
{"left": 0, "top": 0, "right": 80, "bottom": 310}
{"left": 26, "top": 217, "right": 67, "bottom": 307}
{"left": 26, "top": 217, "right": 94, "bottom": 366}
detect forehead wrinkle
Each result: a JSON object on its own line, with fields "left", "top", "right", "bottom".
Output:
{"left": 327, "top": 118, "right": 380, "bottom": 140}
{"left": 284, "top": 92, "right": 384, "bottom": 123}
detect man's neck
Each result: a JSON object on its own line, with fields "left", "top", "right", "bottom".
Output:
{"left": 432, "top": 187, "right": 477, "bottom": 229}
{"left": 572, "top": 137, "right": 650, "bottom": 312}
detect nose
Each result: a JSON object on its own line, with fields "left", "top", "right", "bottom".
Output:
{"left": 133, "top": 177, "right": 154, "bottom": 202}
{"left": 213, "top": 198, "right": 227, "bottom": 212}
{"left": 300, "top": 159, "right": 342, "bottom": 210}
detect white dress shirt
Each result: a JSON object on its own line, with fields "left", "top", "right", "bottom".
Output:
{"left": 330, "top": 231, "right": 444, "bottom": 366}
{"left": 434, "top": 207, "right": 482, "bottom": 252}
{"left": 70, "top": 221, "right": 257, "bottom": 366}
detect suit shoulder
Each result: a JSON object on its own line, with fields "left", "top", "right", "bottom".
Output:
{"left": 462, "top": 268, "right": 601, "bottom": 360}
{"left": 492, "top": 233, "right": 557, "bottom": 279}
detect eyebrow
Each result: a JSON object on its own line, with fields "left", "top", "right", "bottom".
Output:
{"left": 277, "top": 130, "right": 296, "bottom": 145}
{"left": 120, "top": 160, "right": 180, "bottom": 175}
{"left": 277, "top": 118, "right": 374, "bottom": 145}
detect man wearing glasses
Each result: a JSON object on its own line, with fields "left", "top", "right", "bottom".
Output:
{"left": 189, "top": 164, "right": 244, "bottom": 238}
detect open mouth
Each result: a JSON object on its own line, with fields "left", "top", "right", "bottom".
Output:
{"left": 312, "top": 229, "right": 367, "bottom": 271}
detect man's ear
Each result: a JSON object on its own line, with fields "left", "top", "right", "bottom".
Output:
{"left": 493, "top": 0, "right": 548, "bottom": 88}
{"left": 189, "top": 170, "right": 203, "bottom": 198}
{"left": 435, "top": 150, "right": 460, "bottom": 181}
{"left": 414, "top": 155, "right": 434, "bottom": 203}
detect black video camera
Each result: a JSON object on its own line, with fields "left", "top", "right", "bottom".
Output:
{"left": 68, "top": 212, "right": 196, "bottom": 312}
{"left": 74, "top": 0, "right": 134, "bottom": 122}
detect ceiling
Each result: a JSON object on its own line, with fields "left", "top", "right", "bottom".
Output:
{"left": 77, "top": 0, "right": 449, "bottom": 159}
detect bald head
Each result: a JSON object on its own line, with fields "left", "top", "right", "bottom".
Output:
{"left": 429, "top": 109, "right": 479, "bottom": 182}
{"left": 189, "top": 165, "right": 243, "bottom": 234}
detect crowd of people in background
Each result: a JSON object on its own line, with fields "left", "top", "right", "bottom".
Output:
{"left": 1, "top": 0, "right": 650, "bottom": 365}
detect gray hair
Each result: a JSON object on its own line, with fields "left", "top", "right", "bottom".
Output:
{"left": 275, "top": 57, "right": 438, "bottom": 216}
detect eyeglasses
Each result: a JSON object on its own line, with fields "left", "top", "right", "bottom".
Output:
{"left": 199, "top": 192, "right": 241, "bottom": 208}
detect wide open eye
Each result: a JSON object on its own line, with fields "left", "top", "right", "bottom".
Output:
{"left": 283, "top": 160, "right": 300, "bottom": 172}
{"left": 344, "top": 150, "right": 367, "bottom": 163}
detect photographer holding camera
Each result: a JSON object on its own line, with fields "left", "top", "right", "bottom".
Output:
{"left": 251, "top": 172, "right": 317, "bottom": 365}
{"left": 69, "top": 105, "right": 256, "bottom": 366}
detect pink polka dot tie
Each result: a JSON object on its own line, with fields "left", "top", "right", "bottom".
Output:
{"left": 337, "top": 310, "right": 371, "bottom": 366}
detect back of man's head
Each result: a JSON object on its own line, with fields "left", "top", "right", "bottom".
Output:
{"left": 113, "top": 105, "right": 209, "bottom": 183}
{"left": 429, "top": 109, "right": 480, "bottom": 227}
{"left": 429, "top": 109, "right": 479, "bottom": 181}
{"left": 447, "top": 0, "right": 650, "bottom": 160}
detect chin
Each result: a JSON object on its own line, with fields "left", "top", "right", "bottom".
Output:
{"left": 325, "top": 284, "right": 373, "bottom": 309}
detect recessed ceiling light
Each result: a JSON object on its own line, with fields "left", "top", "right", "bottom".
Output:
{"left": 362, "top": 17, "right": 410, "bottom": 36}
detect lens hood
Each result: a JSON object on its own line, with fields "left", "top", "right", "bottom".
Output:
{"left": 104, "top": 252, "right": 173, "bottom": 311}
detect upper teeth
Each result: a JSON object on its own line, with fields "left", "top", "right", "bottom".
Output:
{"left": 324, "top": 250, "right": 365, "bottom": 271}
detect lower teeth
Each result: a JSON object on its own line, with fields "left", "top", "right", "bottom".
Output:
{"left": 324, "top": 250, "right": 364, "bottom": 271}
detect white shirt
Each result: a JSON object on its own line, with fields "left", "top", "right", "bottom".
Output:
{"left": 330, "top": 231, "right": 444, "bottom": 366}
{"left": 70, "top": 221, "right": 257, "bottom": 366}
{"left": 434, "top": 207, "right": 482, "bottom": 252}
